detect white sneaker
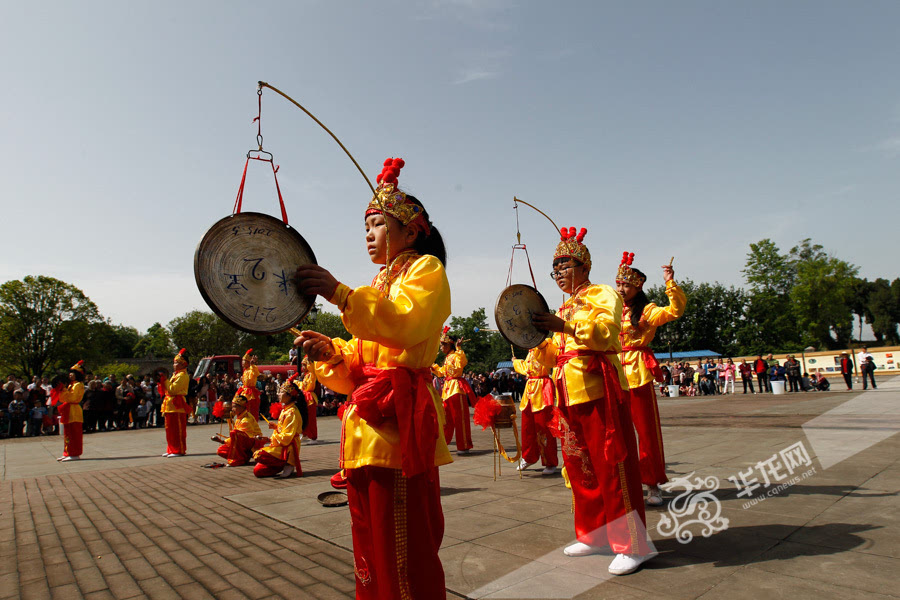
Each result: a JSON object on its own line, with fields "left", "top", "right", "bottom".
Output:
{"left": 305, "top": 438, "right": 319, "bottom": 445}
{"left": 646, "top": 487, "right": 664, "bottom": 506}
{"left": 458, "top": 449, "right": 471, "bottom": 455}
{"left": 542, "top": 466, "right": 557, "bottom": 476}
{"left": 166, "top": 453, "right": 185, "bottom": 458}
{"left": 608, "top": 552, "right": 655, "bottom": 575}
{"left": 60, "top": 456, "right": 80, "bottom": 462}
{"left": 57, "top": 456, "right": 65, "bottom": 462}
{"left": 517, "top": 458, "right": 534, "bottom": 471}
{"left": 275, "top": 464, "right": 296, "bottom": 479}
{"left": 563, "top": 542, "right": 605, "bottom": 557}
{"left": 161, "top": 452, "right": 170, "bottom": 457}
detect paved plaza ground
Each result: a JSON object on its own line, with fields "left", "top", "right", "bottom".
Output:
{"left": 2, "top": 376, "right": 898, "bottom": 599}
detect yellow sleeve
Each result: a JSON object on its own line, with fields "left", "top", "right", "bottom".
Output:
{"left": 512, "top": 359, "right": 528, "bottom": 376}
{"left": 561, "top": 286, "right": 622, "bottom": 352}
{"left": 165, "top": 371, "right": 190, "bottom": 396}
{"left": 271, "top": 408, "right": 300, "bottom": 447}
{"left": 300, "top": 370, "right": 317, "bottom": 392}
{"left": 457, "top": 350, "right": 468, "bottom": 370}
{"left": 644, "top": 281, "right": 687, "bottom": 327}
{"left": 431, "top": 362, "right": 445, "bottom": 377}
{"left": 336, "top": 255, "right": 451, "bottom": 349}
{"left": 532, "top": 338, "right": 560, "bottom": 369}
{"left": 312, "top": 337, "right": 360, "bottom": 396}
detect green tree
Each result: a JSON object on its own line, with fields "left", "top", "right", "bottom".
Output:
{"left": 133, "top": 323, "right": 174, "bottom": 358}
{"left": 788, "top": 239, "right": 858, "bottom": 349}
{"left": 168, "top": 311, "right": 247, "bottom": 361}
{"left": 867, "top": 278, "right": 900, "bottom": 344}
{"left": 0, "top": 276, "right": 103, "bottom": 378}
{"left": 738, "top": 239, "right": 799, "bottom": 353}
{"left": 847, "top": 278, "right": 872, "bottom": 342}
{"left": 646, "top": 280, "right": 747, "bottom": 356}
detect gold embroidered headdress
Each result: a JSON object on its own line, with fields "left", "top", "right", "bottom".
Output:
{"left": 616, "top": 251, "right": 646, "bottom": 287}
{"left": 367, "top": 158, "right": 430, "bottom": 236}
{"left": 440, "top": 326, "right": 452, "bottom": 345}
{"left": 70, "top": 360, "right": 85, "bottom": 373}
{"left": 280, "top": 373, "right": 300, "bottom": 398}
{"left": 554, "top": 227, "right": 591, "bottom": 269}
{"left": 173, "top": 348, "right": 188, "bottom": 367}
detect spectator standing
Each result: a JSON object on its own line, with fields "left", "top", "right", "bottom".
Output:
{"left": 856, "top": 347, "right": 873, "bottom": 378}
{"left": 721, "top": 359, "right": 736, "bottom": 394}
{"left": 81, "top": 381, "right": 99, "bottom": 433}
{"left": 28, "top": 399, "right": 46, "bottom": 436}
{"left": 839, "top": 352, "right": 853, "bottom": 390}
{"left": 768, "top": 361, "right": 786, "bottom": 385}
{"left": 8, "top": 390, "right": 27, "bottom": 437}
{"left": 738, "top": 359, "right": 755, "bottom": 394}
{"left": 785, "top": 355, "right": 803, "bottom": 392}
{"left": 863, "top": 356, "right": 877, "bottom": 390}
{"left": 754, "top": 355, "right": 770, "bottom": 393}
{"left": 715, "top": 359, "right": 727, "bottom": 393}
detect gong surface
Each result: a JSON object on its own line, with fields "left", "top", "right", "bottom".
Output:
{"left": 194, "top": 212, "right": 317, "bottom": 334}
{"left": 494, "top": 284, "right": 550, "bottom": 349}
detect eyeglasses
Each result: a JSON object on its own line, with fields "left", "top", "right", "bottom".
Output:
{"left": 550, "top": 265, "right": 575, "bottom": 279}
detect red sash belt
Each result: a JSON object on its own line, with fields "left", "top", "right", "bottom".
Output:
{"left": 350, "top": 364, "right": 438, "bottom": 478}
{"left": 166, "top": 395, "right": 187, "bottom": 412}
{"left": 529, "top": 376, "right": 555, "bottom": 409}
{"left": 621, "top": 344, "right": 664, "bottom": 383}
{"left": 303, "top": 390, "right": 316, "bottom": 407}
{"left": 449, "top": 376, "right": 478, "bottom": 408}
{"left": 556, "top": 349, "right": 627, "bottom": 464}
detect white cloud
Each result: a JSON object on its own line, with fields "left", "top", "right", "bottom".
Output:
{"left": 452, "top": 68, "right": 499, "bottom": 85}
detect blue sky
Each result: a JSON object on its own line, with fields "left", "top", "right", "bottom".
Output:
{"left": 2, "top": 1, "right": 898, "bottom": 331}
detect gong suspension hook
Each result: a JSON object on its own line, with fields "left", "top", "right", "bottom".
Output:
{"left": 255, "top": 86, "right": 264, "bottom": 151}
{"left": 513, "top": 199, "right": 522, "bottom": 245}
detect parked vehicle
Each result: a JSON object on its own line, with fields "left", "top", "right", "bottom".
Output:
{"left": 192, "top": 355, "right": 296, "bottom": 381}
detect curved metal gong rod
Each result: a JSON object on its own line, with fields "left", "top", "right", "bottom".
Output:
{"left": 258, "top": 81, "right": 377, "bottom": 196}
{"left": 513, "top": 197, "right": 561, "bottom": 235}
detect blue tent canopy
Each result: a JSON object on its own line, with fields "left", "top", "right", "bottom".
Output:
{"left": 653, "top": 350, "right": 721, "bottom": 360}
{"left": 496, "top": 361, "right": 514, "bottom": 369}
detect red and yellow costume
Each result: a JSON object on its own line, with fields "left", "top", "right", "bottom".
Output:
{"left": 253, "top": 379, "right": 302, "bottom": 477}
{"left": 431, "top": 330, "right": 475, "bottom": 452}
{"left": 617, "top": 253, "right": 686, "bottom": 487}
{"left": 217, "top": 400, "right": 264, "bottom": 466}
{"left": 57, "top": 360, "right": 85, "bottom": 458}
{"left": 238, "top": 349, "right": 261, "bottom": 420}
{"left": 512, "top": 350, "right": 558, "bottom": 468}
{"left": 161, "top": 349, "right": 190, "bottom": 455}
{"left": 312, "top": 157, "right": 451, "bottom": 600}
{"left": 300, "top": 360, "right": 319, "bottom": 441}
{"left": 532, "top": 228, "right": 650, "bottom": 556}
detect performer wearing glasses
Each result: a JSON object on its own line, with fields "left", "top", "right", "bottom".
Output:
{"left": 295, "top": 158, "right": 452, "bottom": 599}
{"left": 615, "top": 252, "right": 686, "bottom": 506}
{"left": 532, "top": 228, "right": 653, "bottom": 576}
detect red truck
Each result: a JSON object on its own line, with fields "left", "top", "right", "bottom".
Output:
{"left": 192, "top": 355, "right": 297, "bottom": 381}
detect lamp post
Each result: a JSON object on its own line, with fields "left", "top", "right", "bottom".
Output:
{"left": 801, "top": 345, "right": 816, "bottom": 375}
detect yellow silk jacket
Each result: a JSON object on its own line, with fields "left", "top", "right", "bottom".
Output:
{"left": 533, "top": 282, "right": 628, "bottom": 406}
{"left": 231, "top": 409, "right": 262, "bottom": 440}
{"left": 300, "top": 370, "right": 318, "bottom": 407}
{"left": 512, "top": 350, "right": 555, "bottom": 412}
{"left": 60, "top": 381, "right": 85, "bottom": 424}
{"left": 432, "top": 349, "right": 468, "bottom": 399}
{"left": 314, "top": 252, "right": 453, "bottom": 471}
{"left": 161, "top": 369, "right": 189, "bottom": 414}
{"left": 256, "top": 402, "right": 301, "bottom": 466}
{"left": 241, "top": 364, "right": 259, "bottom": 389}
{"left": 620, "top": 280, "right": 687, "bottom": 389}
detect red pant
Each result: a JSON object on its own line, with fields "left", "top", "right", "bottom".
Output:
{"left": 303, "top": 406, "right": 317, "bottom": 440}
{"left": 347, "top": 466, "right": 445, "bottom": 600}
{"left": 521, "top": 406, "right": 558, "bottom": 467}
{"left": 627, "top": 383, "right": 668, "bottom": 486}
{"left": 217, "top": 430, "right": 255, "bottom": 466}
{"left": 164, "top": 413, "right": 187, "bottom": 455}
{"left": 62, "top": 422, "right": 83, "bottom": 457}
{"left": 253, "top": 446, "right": 303, "bottom": 477}
{"left": 559, "top": 399, "right": 650, "bottom": 555}
{"left": 442, "top": 393, "right": 472, "bottom": 451}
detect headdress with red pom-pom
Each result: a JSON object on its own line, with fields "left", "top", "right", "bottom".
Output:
{"left": 69, "top": 360, "right": 85, "bottom": 373}
{"left": 173, "top": 348, "right": 188, "bottom": 366}
{"left": 615, "top": 251, "right": 646, "bottom": 286}
{"left": 439, "top": 325, "right": 453, "bottom": 345}
{"left": 280, "top": 373, "right": 300, "bottom": 397}
{"left": 242, "top": 348, "right": 253, "bottom": 361}
{"left": 553, "top": 227, "right": 592, "bottom": 269}
{"left": 367, "top": 157, "right": 430, "bottom": 236}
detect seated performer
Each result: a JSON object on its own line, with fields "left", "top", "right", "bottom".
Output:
{"left": 616, "top": 252, "right": 686, "bottom": 506}
{"left": 432, "top": 329, "right": 475, "bottom": 454}
{"left": 253, "top": 374, "right": 306, "bottom": 478}
{"left": 512, "top": 348, "right": 559, "bottom": 474}
{"left": 55, "top": 360, "right": 86, "bottom": 462}
{"left": 212, "top": 395, "right": 264, "bottom": 467}
{"left": 160, "top": 349, "right": 190, "bottom": 457}
{"left": 299, "top": 356, "right": 319, "bottom": 444}
{"left": 532, "top": 227, "right": 654, "bottom": 575}
{"left": 237, "top": 348, "right": 261, "bottom": 420}
{"left": 295, "top": 157, "right": 452, "bottom": 599}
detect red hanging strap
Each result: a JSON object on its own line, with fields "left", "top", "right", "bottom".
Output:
{"left": 232, "top": 154, "right": 289, "bottom": 225}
